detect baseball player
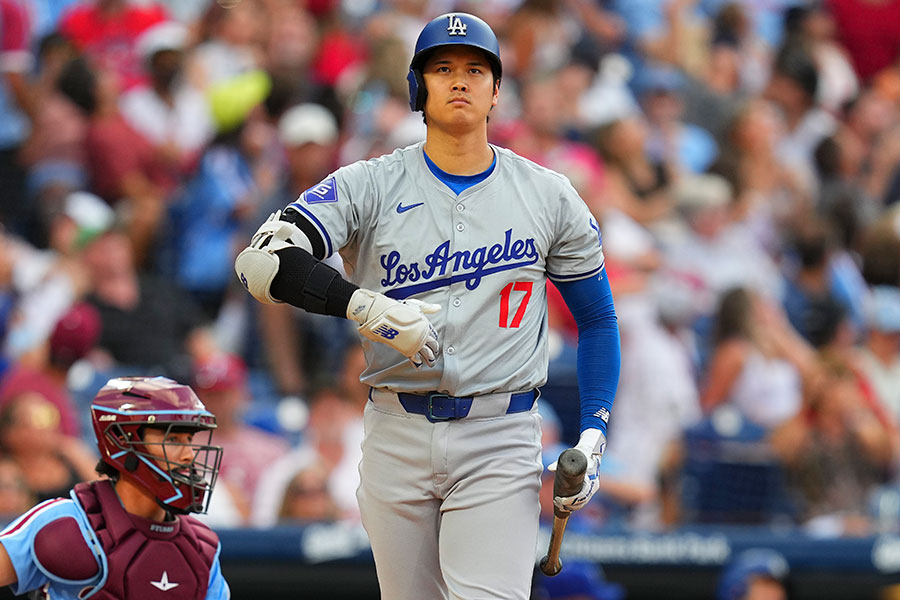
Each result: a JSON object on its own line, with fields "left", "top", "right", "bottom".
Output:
{"left": 0, "top": 376, "right": 230, "bottom": 599}
{"left": 235, "top": 11, "right": 620, "bottom": 600}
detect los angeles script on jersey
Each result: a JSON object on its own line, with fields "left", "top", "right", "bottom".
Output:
{"left": 382, "top": 229, "right": 538, "bottom": 298}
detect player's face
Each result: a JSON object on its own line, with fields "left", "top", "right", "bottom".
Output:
{"left": 141, "top": 428, "right": 198, "bottom": 472}
{"left": 421, "top": 46, "right": 498, "bottom": 131}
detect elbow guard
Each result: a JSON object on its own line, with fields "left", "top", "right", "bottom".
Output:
{"left": 235, "top": 211, "right": 314, "bottom": 304}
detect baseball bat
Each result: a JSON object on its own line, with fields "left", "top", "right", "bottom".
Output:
{"left": 539, "top": 448, "right": 587, "bottom": 576}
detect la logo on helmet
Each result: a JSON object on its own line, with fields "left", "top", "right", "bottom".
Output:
{"left": 447, "top": 14, "right": 467, "bottom": 36}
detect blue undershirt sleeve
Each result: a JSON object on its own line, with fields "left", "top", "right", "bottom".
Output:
{"left": 554, "top": 270, "right": 620, "bottom": 436}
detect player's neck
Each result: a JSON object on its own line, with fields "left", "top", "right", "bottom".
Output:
{"left": 423, "top": 130, "right": 493, "bottom": 176}
{"left": 113, "top": 477, "right": 168, "bottom": 521}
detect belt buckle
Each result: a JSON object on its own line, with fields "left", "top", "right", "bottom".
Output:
{"left": 425, "top": 393, "right": 453, "bottom": 423}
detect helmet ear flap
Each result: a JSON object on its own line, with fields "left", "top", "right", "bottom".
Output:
{"left": 407, "top": 68, "right": 427, "bottom": 112}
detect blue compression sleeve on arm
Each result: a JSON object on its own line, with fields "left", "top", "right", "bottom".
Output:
{"left": 554, "top": 270, "right": 620, "bottom": 436}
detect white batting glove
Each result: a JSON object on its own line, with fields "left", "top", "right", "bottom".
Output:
{"left": 235, "top": 210, "right": 311, "bottom": 304}
{"left": 347, "top": 289, "right": 441, "bottom": 368}
{"left": 550, "top": 429, "right": 607, "bottom": 513}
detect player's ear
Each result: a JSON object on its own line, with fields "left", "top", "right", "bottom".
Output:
{"left": 492, "top": 79, "right": 500, "bottom": 108}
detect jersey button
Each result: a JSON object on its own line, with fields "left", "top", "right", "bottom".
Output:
{"left": 456, "top": 204, "right": 465, "bottom": 212}
{"left": 456, "top": 223, "right": 465, "bottom": 231}
{"left": 446, "top": 346, "right": 455, "bottom": 355}
{"left": 452, "top": 298, "right": 461, "bottom": 307}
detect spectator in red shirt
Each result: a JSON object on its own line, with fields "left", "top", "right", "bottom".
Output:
{"left": 826, "top": 0, "right": 900, "bottom": 83}
{"left": 57, "top": 0, "right": 168, "bottom": 91}
{"left": 56, "top": 56, "right": 177, "bottom": 265}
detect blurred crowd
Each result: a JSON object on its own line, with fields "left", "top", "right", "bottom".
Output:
{"left": 3, "top": 0, "right": 900, "bottom": 572}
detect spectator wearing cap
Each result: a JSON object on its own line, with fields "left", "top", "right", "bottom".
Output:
{"left": 119, "top": 21, "right": 214, "bottom": 171}
{"left": 0, "top": 390, "right": 97, "bottom": 503}
{"left": 251, "top": 102, "right": 355, "bottom": 399}
{"left": 45, "top": 190, "right": 115, "bottom": 257}
{"left": 0, "top": 302, "right": 101, "bottom": 439}
{"left": 0, "top": 193, "right": 108, "bottom": 365}
{"left": 660, "top": 174, "right": 782, "bottom": 320}
{"left": 533, "top": 561, "right": 624, "bottom": 600}
{"left": 278, "top": 103, "right": 339, "bottom": 197}
{"left": 191, "top": 352, "right": 290, "bottom": 527}
{"left": 857, "top": 286, "right": 900, "bottom": 422}
{"left": 716, "top": 548, "right": 788, "bottom": 600}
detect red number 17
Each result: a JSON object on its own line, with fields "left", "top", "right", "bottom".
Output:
{"left": 499, "top": 281, "right": 533, "bottom": 328}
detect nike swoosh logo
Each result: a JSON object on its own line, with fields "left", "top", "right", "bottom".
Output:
{"left": 396, "top": 202, "right": 424, "bottom": 214}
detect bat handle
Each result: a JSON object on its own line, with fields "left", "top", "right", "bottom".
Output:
{"left": 539, "top": 448, "right": 588, "bottom": 577}
{"left": 539, "top": 520, "right": 568, "bottom": 576}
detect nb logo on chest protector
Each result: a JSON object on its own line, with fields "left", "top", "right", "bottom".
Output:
{"left": 446, "top": 14, "right": 467, "bottom": 36}
{"left": 374, "top": 324, "right": 400, "bottom": 339}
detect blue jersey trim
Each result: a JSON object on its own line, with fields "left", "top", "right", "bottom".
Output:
{"left": 288, "top": 202, "right": 334, "bottom": 258}
{"left": 384, "top": 259, "right": 537, "bottom": 300}
{"left": 424, "top": 150, "right": 496, "bottom": 195}
{"left": 68, "top": 490, "right": 110, "bottom": 599}
{"left": 547, "top": 262, "right": 605, "bottom": 282}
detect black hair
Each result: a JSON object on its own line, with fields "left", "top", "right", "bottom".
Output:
{"left": 95, "top": 459, "right": 120, "bottom": 480}
{"left": 773, "top": 43, "right": 819, "bottom": 101}
{"left": 712, "top": 287, "right": 754, "bottom": 345}
{"left": 791, "top": 218, "right": 833, "bottom": 269}
{"left": 56, "top": 57, "right": 98, "bottom": 115}
{"left": 814, "top": 135, "right": 841, "bottom": 179}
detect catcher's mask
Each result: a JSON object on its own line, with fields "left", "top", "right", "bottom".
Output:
{"left": 91, "top": 376, "right": 222, "bottom": 515}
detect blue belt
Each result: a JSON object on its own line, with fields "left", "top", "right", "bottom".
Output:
{"left": 396, "top": 390, "right": 536, "bottom": 423}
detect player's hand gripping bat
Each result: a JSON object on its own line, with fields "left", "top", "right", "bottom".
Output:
{"left": 539, "top": 448, "right": 587, "bottom": 576}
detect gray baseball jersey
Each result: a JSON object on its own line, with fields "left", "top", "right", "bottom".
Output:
{"left": 286, "top": 141, "right": 604, "bottom": 395}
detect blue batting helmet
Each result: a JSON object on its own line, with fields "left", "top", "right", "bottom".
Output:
{"left": 407, "top": 12, "right": 502, "bottom": 112}
{"left": 717, "top": 549, "right": 789, "bottom": 600}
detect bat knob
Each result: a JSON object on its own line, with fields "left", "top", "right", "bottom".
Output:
{"left": 539, "top": 554, "right": 562, "bottom": 577}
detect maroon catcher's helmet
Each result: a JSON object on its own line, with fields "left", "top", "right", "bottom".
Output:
{"left": 90, "top": 376, "right": 222, "bottom": 514}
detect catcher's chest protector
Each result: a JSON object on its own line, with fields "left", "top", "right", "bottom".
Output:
{"left": 72, "top": 481, "right": 218, "bottom": 600}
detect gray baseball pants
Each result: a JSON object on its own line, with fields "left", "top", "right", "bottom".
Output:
{"left": 357, "top": 388, "right": 543, "bottom": 600}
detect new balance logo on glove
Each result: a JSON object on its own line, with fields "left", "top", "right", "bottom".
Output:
{"left": 374, "top": 325, "right": 400, "bottom": 339}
